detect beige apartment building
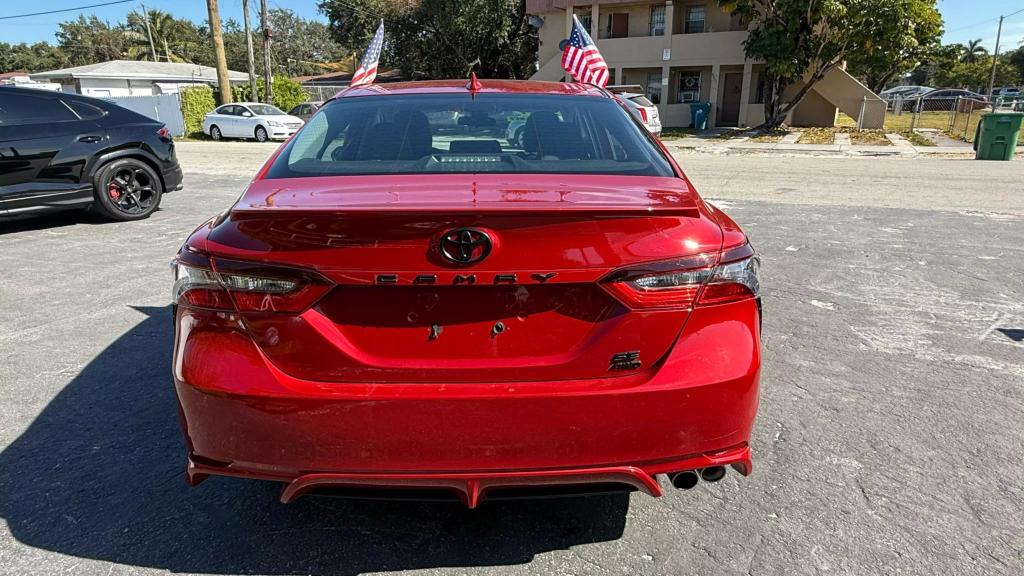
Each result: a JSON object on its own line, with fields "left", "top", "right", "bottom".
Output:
{"left": 527, "top": 0, "right": 884, "bottom": 129}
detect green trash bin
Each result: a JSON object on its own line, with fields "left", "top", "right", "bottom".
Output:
{"left": 690, "top": 102, "right": 711, "bottom": 131}
{"left": 973, "top": 111, "right": 1023, "bottom": 161}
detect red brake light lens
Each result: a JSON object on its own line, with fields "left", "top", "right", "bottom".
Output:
{"left": 157, "top": 126, "right": 171, "bottom": 139}
{"left": 172, "top": 251, "right": 331, "bottom": 313}
{"left": 603, "top": 244, "right": 759, "bottom": 310}
{"left": 638, "top": 108, "right": 649, "bottom": 122}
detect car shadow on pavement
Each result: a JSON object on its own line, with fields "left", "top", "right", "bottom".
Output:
{"left": 0, "top": 305, "right": 629, "bottom": 575}
{"left": 0, "top": 209, "right": 154, "bottom": 235}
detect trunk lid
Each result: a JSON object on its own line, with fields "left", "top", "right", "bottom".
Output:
{"left": 205, "top": 174, "right": 723, "bottom": 383}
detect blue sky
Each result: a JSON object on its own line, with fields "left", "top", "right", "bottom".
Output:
{"left": 1, "top": 0, "right": 1022, "bottom": 52}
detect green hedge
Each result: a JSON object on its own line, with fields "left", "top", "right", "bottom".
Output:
{"left": 179, "top": 86, "right": 216, "bottom": 137}
{"left": 232, "top": 76, "right": 309, "bottom": 112}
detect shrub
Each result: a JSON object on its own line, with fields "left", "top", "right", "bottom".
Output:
{"left": 232, "top": 76, "right": 309, "bottom": 112}
{"left": 179, "top": 86, "right": 216, "bottom": 137}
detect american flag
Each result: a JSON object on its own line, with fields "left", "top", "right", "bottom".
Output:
{"left": 351, "top": 21, "right": 384, "bottom": 87}
{"left": 561, "top": 14, "right": 608, "bottom": 87}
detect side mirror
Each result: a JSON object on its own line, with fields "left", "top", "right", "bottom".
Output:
{"left": 242, "top": 111, "right": 253, "bottom": 117}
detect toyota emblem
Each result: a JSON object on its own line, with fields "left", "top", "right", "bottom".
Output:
{"left": 439, "top": 228, "right": 492, "bottom": 264}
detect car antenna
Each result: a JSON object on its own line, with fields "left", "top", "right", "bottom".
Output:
{"left": 467, "top": 72, "right": 482, "bottom": 98}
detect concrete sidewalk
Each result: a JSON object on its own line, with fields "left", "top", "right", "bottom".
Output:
{"left": 662, "top": 134, "right": 1007, "bottom": 158}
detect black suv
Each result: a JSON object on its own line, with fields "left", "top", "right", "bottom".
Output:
{"left": 0, "top": 87, "right": 183, "bottom": 222}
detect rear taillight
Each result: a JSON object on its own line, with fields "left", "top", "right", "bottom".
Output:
{"left": 172, "top": 250, "right": 330, "bottom": 313}
{"left": 602, "top": 244, "right": 759, "bottom": 310}
{"left": 638, "top": 108, "right": 649, "bottom": 123}
{"left": 157, "top": 126, "right": 171, "bottom": 139}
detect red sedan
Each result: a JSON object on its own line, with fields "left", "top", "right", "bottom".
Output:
{"left": 171, "top": 80, "right": 761, "bottom": 507}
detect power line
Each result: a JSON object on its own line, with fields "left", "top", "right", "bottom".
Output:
{"left": 945, "top": 17, "right": 999, "bottom": 35}
{"left": 0, "top": 0, "right": 137, "bottom": 20}
{"left": 946, "top": 7, "right": 1024, "bottom": 35}
{"left": 1004, "top": 7, "right": 1024, "bottom": 20}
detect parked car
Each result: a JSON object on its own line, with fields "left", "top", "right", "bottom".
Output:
{"left": 917, "top": 89, "right": 988, "bottom": 111}
{"left": 879, "top": 85, "right": 933, "bottom": 99}
{"left": 201, "top": 103, "right": 304, "bottom": 142}
{"left": 171, "top": 80, "right": 762, "bottom": 506}
{"left": 616, "top": 92, "right": 662, "bottom": 137}
{"left": 991, "top": 87, "right": 1020, "bottom": 97}
{"left": 287, "top": 101, "right": 323, "bottom": 122}
{"left": 0, "top": 86, "right": 182, "bottom": 221}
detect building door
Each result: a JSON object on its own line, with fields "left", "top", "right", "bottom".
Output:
{"left": 608, "top": 13, "right": 629, "bottom": 38}
{"left": 720, "top": 73, "right": 743, "bottom": 126}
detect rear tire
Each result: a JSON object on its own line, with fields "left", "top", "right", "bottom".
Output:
{"left": 210, "top": 125, "right": 222, "bottom": 141}
{"left": 255, "top": 126, "right": 269, "bottom": 142}
{"left": 91, "top": 158, "right": 163, "bottom": 221}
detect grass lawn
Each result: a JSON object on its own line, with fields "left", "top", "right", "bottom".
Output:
{"left": 796, "top": 128, "right": 835, "bottom": 145}
{"left": 899, "top": 131, "right": 935, "bottom": 147}
{"left": 841, "top": 128, "right": 891, "bottom": 146}
{"left": 660, "top": 128, "right": 699, "bottom": 140}
{"left": 838, "top": 111, "right": 1022, "bottom": 144}
{"left": 837, "top": 111, "right": 952, "bottom": 132}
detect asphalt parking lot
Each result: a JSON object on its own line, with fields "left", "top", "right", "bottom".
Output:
{"left": 1, "top": 142, "right": 1022, "bottom": 576}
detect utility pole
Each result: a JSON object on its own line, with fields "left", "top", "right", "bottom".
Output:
{"left": 205, "top": 0, "right": 232, "bottom": 104}
{"left": 260, "top": 0, "right": 273, "bottom": 104}
{"left": 986, "top": 8, "right": 1024, "bottom": 109}
{"left": 139, "top": 3, "right": 157, "bottom": 62}
{"left": 242, "top": 0, "right": 258, "bottom": 99}
{"left": 986, "top": 15, "right": 1003, "bottom": 109}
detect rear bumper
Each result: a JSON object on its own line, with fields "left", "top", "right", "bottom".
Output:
{"left": 162, "top": 162, "right": 184, "bottom": 192}
{"left": 173, "top": 300, "right": 761, "bottom": 505}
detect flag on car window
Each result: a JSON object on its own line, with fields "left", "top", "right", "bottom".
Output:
{"left": 561, "top": 15, "right": 609, "bottom": 87}
{"left": 351, "top": 21, "right": 384, "bottom": 87}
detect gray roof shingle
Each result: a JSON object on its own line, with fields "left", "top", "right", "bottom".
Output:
{"left": 31, "top": 60, "right": 248, "bottom": 83}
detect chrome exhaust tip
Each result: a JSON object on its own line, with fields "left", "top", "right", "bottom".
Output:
{"left": 668, "top": 470, "right": 699, "bottom": 490}
{"left": 699, "top": 466, "right": 727, "bottom": 483}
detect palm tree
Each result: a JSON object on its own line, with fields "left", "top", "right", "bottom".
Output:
{"left": 961, "top": 39, "right": 988, "bottom": 64}
{"left": 124, "top": 9, "right": 188, "bottom": 62}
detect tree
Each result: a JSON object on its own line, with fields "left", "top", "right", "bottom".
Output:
{"left": 909, "top": 43, "right": 962, "bottom": 86}
{"left": 1003, "top": 45, "right": 1024, "bottom": 86}
{"left": 55, "top": 15, "right": 125, "bottom": 66}
{"left": 935, "top": 57, "right": 1017, "bottom": 90}
{"left": 232, "top": 75, "right": 309, "bottom": 110}
{"left": 961, "top": 39, "right": 987, "bottom": 63}
{"left": 0, "top": 42, "right": 68, "bottom": 73}
{"left": 719, "top": 0, "right": 947, "bottom": 129}
{"left": 846, "top": 0, "right": 942, "bottom": 93}
{"left": 320, "top": 0, "right": 538, "bottom": 79}
{"left": 124, "top": 10, "right": 192, "bottom": 62}
{"left": 267, "top": 8, "right": 346, "bottom": 77}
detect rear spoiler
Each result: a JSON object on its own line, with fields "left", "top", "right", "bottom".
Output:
{"left": 231, "top": 204, "right": 700, "bottom": 218}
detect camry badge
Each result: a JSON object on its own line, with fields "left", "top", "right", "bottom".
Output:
{"left": 439, "top": 228, "right": 492, "bottom": 264}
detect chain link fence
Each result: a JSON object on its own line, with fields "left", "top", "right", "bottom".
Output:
{"left": 877, "top": 95, "right": 1024, "bottom": 143}
{"left": 301, "top": 85, "right": 348, "bottom": 102}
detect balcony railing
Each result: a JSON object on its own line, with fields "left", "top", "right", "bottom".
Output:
{"left": 595, "top": 30, "right": 749, "bottom": 66}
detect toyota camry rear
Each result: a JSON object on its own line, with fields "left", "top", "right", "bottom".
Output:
{"left": 171, "top": 80, "right": 761, "bottom": 506}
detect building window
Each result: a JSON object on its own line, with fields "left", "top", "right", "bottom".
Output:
{"left": 685, "top": 6, "right": 706, "bottom": 34}
{"left": 649, "top": 5, "right": 666, "bottom": 36}
{"left": 647, "top": 72, "right": 662, "bottom": 104}
{"left": 577, "top": 11, "right": 592, "bottom": 33}
{"left": 754, "top": 75, "right": 766, "bottom": 104}
{"left": 678, "top": 71, "right": 701, "bottom": 103}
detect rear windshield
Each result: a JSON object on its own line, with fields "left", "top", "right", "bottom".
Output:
{"left": 265, "top": 93, "right": 673, "bottom": 177}
{"left": 629, "top": 95, "right": 655, "bottom": 107}
{"left": 249, "top": 104, "right": 285, "bottom": 115}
